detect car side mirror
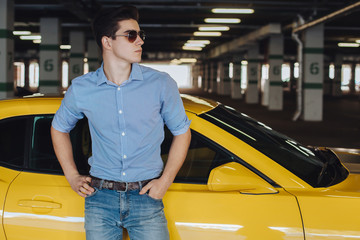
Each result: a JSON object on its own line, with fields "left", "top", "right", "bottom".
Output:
{"left": 207, "top": 162, "right": 278, "bottom": 194}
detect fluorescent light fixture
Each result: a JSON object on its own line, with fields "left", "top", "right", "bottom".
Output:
{"left": 180, "top": 58, "right": 197, "bottom": 63}
{"left": 338, "top": 42, "right": 359, "bottom": 47}
{"left": 33, "top": 40, "right": 41, "bottom": 44}
{"left": 185, "top": 42, "right": 206, "bottom": 47}
{"left": 199, "top": 26, "right": 230, "bottom": 31}
{"left": 13, "top": 31, "right": 31, "bottom": 35}
{"left": 187, "top": 40, "right": 210, "bottom": 45}
{"left": 194, "top": 31, "right": 222, "bottom": 37}
{"left": 356, "top": 40, "right": 360, "bottom": 43}
{"left": 205, "top": 18, "right": 241, "bottom": 24}
{"left": 182, "top": 46, "right": 202, "bottom": 51}
{"left": 20, "top": 35, "right": 41, "bottom": 40}
{"left": 60, "top": 45, "right": 71, "bottom": 50}
{"left": 212, "top": 8, "right": 254, "bottom": 14}
{"left": 241, "top": 60, "right": 248, "bottom": 65}
{"left": 170, "top": 59, "right": 182, "bottom": 65}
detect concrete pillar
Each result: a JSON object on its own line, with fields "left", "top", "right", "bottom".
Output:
{"left": 24, "top": 59, "right": 30, "bottom": 89}
{"left": 246, "top": 45, "right": 260, "bottom": 104}
{"left": 267, "top": 35, "right": 284, "bottom": 110}
{"left": 332, "top": 54, "right": 342, "bottom": 96}
{"left": 217, "top": 61, "right": 231, "bottom": 95}
{"left": 191, "top": 64, "right": 199, "bottom": 88}
{"left": 231, "top": 60, "right": 242, "bottom": 99}
{"left": 39, "top": 18, "right": 61, "bottom": 94}
{"left": 223, "top": 61, "right": 231, "bottom": 95}
{"left": 216, "top": 62, "right": 223, "bottom": 95}
{"left": 0, "top": 0, "right": 14, "bottom": 98}
{"left": 87, "top": 40, "right": 100, "bottom": 72}
{"left": 302, "top": 24, "right": 324, "bottom": 121}
{"left": 349, "top": 63, "right": 356, "bottom": 95}
{"left": 323, "top": 61, "right": 331, "bottom": 95}
{"left": 69, "top": 31, "right": 85, "bottom": 83}
{"left": 199, "top": 64, "right": 204, "bottom": 90}
{"left": 203, "top": 62, "right": 209, "bottom": 91}
{"left": 209, "top": 61, "right": 217, "bottom": 93}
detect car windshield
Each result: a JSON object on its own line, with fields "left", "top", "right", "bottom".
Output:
{"left": 200, "top": 105, "right": 348, "bottom": 188}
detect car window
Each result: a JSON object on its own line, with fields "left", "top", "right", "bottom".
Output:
{"left": 200, "top": 105, "right": 348, "bottom": 188}
{"left": 0, "top": 117, "right": 28, "bottom": 168}
{"left": 161, "top": 128, "right": 236, "bottom": 184}
{"left": 29, "top": 115, "right": 91, "bottom": 175}
{"left": 29, "top": 116, "right": 60, "bottom": 172}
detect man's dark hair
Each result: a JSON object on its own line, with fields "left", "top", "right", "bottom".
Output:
{"left": 92, "top": 5, "right": 139, "bottom": 49}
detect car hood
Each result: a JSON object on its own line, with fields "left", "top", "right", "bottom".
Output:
{"left": 181, "top": 94, "right": 218, "bottom": 115}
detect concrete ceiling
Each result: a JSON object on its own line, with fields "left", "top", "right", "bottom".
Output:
{"left": 13, "top": 0, "right": 360, "bottom": 61}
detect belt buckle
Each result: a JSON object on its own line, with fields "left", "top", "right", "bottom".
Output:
{"left": 118, "top": 182, "right": 128, "bottom": 192}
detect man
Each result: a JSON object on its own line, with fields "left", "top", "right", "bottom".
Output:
{"left": 51, "top": 5, "right": 191, "bottom": 240}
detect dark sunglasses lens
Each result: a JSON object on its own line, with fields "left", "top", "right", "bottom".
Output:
{"left": 128, "top": 31, "right": 138, "bottom": 42}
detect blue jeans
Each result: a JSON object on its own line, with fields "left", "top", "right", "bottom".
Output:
{"left": 84, "top": 186, "right": 169, "bottom": 240}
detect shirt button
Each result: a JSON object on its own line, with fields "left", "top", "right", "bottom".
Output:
{"left": 122, "top": 132, "right": 125, "bottom": 136}
{"left": 117, "top": 87, "right": 121, "bottom": 91}
{"left": 119, "top": 110, "right": 123, "bottom": 114}
{"left": 123, "top": 155, "right": 127, "bottom": 159}
{"left": 122, "top": 172, "right": 126, "bottom": 176}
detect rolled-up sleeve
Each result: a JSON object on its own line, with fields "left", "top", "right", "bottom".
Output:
{"left": 52, "top": 85, "right": 84, "bottom": 133}
{"left": 160, "top": 75, "right": 191, "bottom": 136}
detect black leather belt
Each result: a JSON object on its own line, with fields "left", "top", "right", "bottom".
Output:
{"left": 90, "top": 176, "right": 152, "bottom": 191}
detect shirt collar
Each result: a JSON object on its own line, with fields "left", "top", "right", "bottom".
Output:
{"left": 96, "top": 63, "right": 144, "bottom": 86}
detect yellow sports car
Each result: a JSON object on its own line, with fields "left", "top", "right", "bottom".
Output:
{"left": 0, "top": 95, "right": 359, "bottom": 240}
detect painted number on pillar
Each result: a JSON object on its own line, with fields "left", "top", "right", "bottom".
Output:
{"left": 310, "top": 62, "right": 319, "bottom": 75}
{"left": 272, "top": 66, "right": 281, "bottom": 75}
{"left": 73, "top": 64, "right": 80, "bottom": 74}
{"left": 250, "top": 67, "right": 257, "bottom": 76}
{"left": 44, "top": 59, "right": 54, "bottom": 72}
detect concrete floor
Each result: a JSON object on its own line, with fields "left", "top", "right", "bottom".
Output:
{"left": 180, "top": 88, "right": 360, "bottom": 171}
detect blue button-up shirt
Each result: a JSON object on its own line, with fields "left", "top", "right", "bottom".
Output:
{"left": 52, "top": 63, "right": 191, "bottom": 182}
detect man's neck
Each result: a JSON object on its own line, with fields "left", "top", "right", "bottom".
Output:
{"left": 103, "top": 58, "right": 132, "bottom": 86}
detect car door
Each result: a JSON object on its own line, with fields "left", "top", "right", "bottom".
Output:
{"left": 3, "top": 115, "right": 91, "bottom": 240}
{"left": 161, "top": 129, "right": 305, "bottom": 240}
{"left": 0, "top": 117, "right": 28, "bottom": 240}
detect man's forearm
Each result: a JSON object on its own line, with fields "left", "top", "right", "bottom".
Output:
{"left": 139, "top": 128, "right": 191, "bottom": 199}
{"left": 51, "top": 126, "right": 78, "bottom": 178}
{"left": 51, "top": 126, "right": 94, "bottom": 197}
{"left": 161, "top": 128, "right": 191, "bottom": 183}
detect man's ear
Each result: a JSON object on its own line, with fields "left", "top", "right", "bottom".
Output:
{"left": 102, "top": 36, "right": 112, "bottom": 50}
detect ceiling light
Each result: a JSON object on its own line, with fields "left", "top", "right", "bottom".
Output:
{"left": 338, "top": 42, "right": 359, "bottom": 47}
{"left": 20, "top": 35, "right": 41, "bottom": 40}
{"left": 194, "top": 31, "right": 222, "bottom": 37}
{"left": 180, "top": 58, "right": 197, "bottom": 63}
{"left": 13, "top": 31, "right": 31, "bottom": 35}
{"left": 60, "top": 45, "right": 71, "bottom": 50}
{"left": 198, "top": 26, "right": 230, "bottom": 31}
{"left": 185, "top": 42, "right": 206, "bottom": 47}
{"left": 33, "top": 40, "right": 41, "bottom": 44}
{"left": 212, "top": 8, "right": 254, "bottom": 14}
{"left": 170, "top": 59, "right": 182, "bottom": 65}
{"left": 187, "top": 40, "right": 210, "bottom": 45}
{"left": 355, "top": 40, "right": 360, "bottom": 43}
{"left": 182, "top": 46, "right": 203, "bottom": 51}
{"left": 205, "top": 18, "right": 241, "bottom": 24}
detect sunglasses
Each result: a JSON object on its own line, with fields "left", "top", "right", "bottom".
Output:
{"left": 113, "top": 30, "right": 146, "bottom": 43}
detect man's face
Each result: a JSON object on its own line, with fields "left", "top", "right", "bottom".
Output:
{"left": 109, "top": 19, "right": 144, "bottom": 64}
